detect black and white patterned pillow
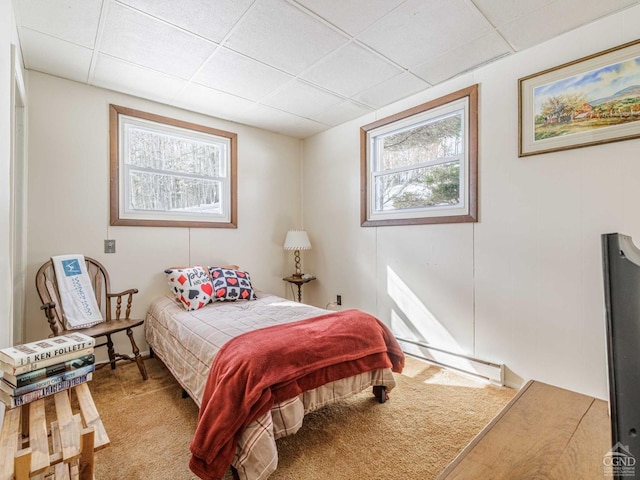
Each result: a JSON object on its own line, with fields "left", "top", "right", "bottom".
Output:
{"left": 208, "top": 267, "right": 257, "bottom": 301}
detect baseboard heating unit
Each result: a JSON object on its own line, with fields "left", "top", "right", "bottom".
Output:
{"left": 396, "top": 337, "right": 505, "bottom": 386}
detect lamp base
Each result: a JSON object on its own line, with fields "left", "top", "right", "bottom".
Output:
{"left": 293, "top": 249, "right": 303, "bottom": 278}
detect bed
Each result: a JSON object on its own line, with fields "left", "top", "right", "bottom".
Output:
{"left": 145, "top": 290, "right": 404, "bottom": 480}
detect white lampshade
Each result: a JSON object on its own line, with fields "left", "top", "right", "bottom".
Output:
{"left": 284, "top": 230, "right": 311, "bottom": 250}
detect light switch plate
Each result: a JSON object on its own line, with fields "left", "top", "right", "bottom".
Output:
{"left": 104, "top": 239, "right": 116, "bottom": 254}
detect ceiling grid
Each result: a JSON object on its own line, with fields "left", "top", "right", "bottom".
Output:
{"left": 15, "top": 0, "right": 640, "bottom": 138}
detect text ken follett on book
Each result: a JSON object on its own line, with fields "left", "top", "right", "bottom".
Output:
{"left": 32, "top": 343, "right": 91, "bottom": 362}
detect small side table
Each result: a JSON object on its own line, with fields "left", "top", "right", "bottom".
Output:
{"left": 283, "top": 275, "right": 316, "bottom": 302}
{"left": 0, "top": 382, "right": 109, "bottom": 480}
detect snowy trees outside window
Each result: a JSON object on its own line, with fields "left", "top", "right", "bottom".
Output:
{"left": 110, "top": 105, "right": 237, "bottom": 228}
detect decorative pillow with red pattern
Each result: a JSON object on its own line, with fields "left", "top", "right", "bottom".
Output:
{"left": 164, "top": 266, "right": 214, "bottom": 311}
{"left": 208, "top": 267, "right": 257, "bottom": 301}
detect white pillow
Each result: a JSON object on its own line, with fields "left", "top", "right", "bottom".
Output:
{"left": 164, "top": 266, "right": 213, "bottom": 311}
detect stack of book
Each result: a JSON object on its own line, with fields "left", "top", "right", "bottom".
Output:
{"left": 0, "top": 332, "right": 96, "bottom": 408}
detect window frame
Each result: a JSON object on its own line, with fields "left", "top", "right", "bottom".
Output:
{"left": 360, "top": 84, "right": 478, "bottom": 227}
{"left": 109, "top": 104, "right": 237, "bottom": 228}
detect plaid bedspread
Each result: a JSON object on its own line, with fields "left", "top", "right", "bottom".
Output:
{"left": 145, "top": 293, "right": 398, "bottom": 480}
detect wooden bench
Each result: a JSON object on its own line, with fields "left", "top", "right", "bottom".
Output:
{"left": 0, "top": 383, "right": 109, "bottom": 480}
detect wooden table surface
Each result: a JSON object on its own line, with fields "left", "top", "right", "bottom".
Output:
{"left": 437, "top": 380, "right": 612, "bottom": 480}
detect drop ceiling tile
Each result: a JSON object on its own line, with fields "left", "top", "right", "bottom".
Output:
{"left": 357, "top": 0, "right": 494, "bottom": 68}
{"left": 353, "top": 72, "right": 430, "bottom": 108}
{"left": 273, "top": 117, "right": 329, "bottom": 138}
{"left": 293, "top": 0, "right": 406, "bottom": 35}
{"left": 225, "top": 0, "right": 349, "bottom": 75}
{"left": 117, "top": 0, "right": 254, "bottom": 43}
{"left": 411, "top": 33, "right": 512, "bottom": 85}
{"left": 494, "top": 0, "right": 638, "bottom": 51}
{"left": 100, "top": 2, "right": 216, "bottom": 79}
{"left": 235, "top": 104, "right": 328, "bottom": 138}
{"left": 92, "top": 54, "right": 187, "bottom": 104}
{"left": 310, "top": 100, "right": 373, "bottom": 126}
{"left": 172, "top": 83, "right": 256, "bottom": 122}
{"left": 18, "top": 28, "right": 93, "bottom": 83}
{"left": 263, "top": 80, "right": 345, "bottom": 118}
{"left": 193, "top": 48, "right": 293, "bottom": 101}
{"left": 300, "top": 42, "right": 402, "bottom": 97}
{"left": 15, "top": 0, "right": 103, "bottom": 48}
{"left": 471, "top": 0, "right": 556, "bottom": 27}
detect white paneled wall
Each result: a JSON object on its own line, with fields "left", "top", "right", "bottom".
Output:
{"left": 24, "top": 72, "right": 302, "bottom": 360}
{"left": 302, "top": 5, "right": 640, "bottom": 399}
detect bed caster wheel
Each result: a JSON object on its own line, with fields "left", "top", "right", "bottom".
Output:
{"left": 373, "top": 386, "right": 387, "bottom": 403}
{"left": 231, "top": 466, "right": 240, "bottom": 480}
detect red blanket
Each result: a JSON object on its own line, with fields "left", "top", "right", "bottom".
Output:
{"left": 189, "top": 309, "right": 405, "bottom": 480}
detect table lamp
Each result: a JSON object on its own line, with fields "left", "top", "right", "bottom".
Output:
{"left": 284, "top": 230, "right": 311, "bottom": 277}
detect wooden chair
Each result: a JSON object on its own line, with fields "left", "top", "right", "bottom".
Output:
{"left": 35, "top": 256, "right": 148, "bottom": 380}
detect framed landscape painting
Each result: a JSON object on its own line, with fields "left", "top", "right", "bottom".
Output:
{"left": 519, "top": 39, "right": 640, "bottom": 156}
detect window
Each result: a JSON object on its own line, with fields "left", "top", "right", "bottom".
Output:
{"left": 360, "top": 85, "right": 478, "bottom": 226}
{"left": 110, "top": 105, "right": 237, "bottom": 228}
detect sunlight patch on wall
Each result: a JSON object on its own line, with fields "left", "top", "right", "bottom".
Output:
{"left": 387, "top": 265, "right": 464, "bottom": 353}
{"left": 387, "top": 265, "right": 504, "bottom": 385}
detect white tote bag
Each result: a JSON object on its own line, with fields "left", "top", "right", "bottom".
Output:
{"left": 52, "top": 254, "right": 104, "bottom": 330}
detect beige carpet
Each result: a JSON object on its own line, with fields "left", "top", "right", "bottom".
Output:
{"left": 88, "top": 356, "right": 515, "bottom": 479}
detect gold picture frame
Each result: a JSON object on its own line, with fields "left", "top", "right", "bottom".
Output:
{"left": 519, "top": 39, "right": 640, "bottom": 157}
